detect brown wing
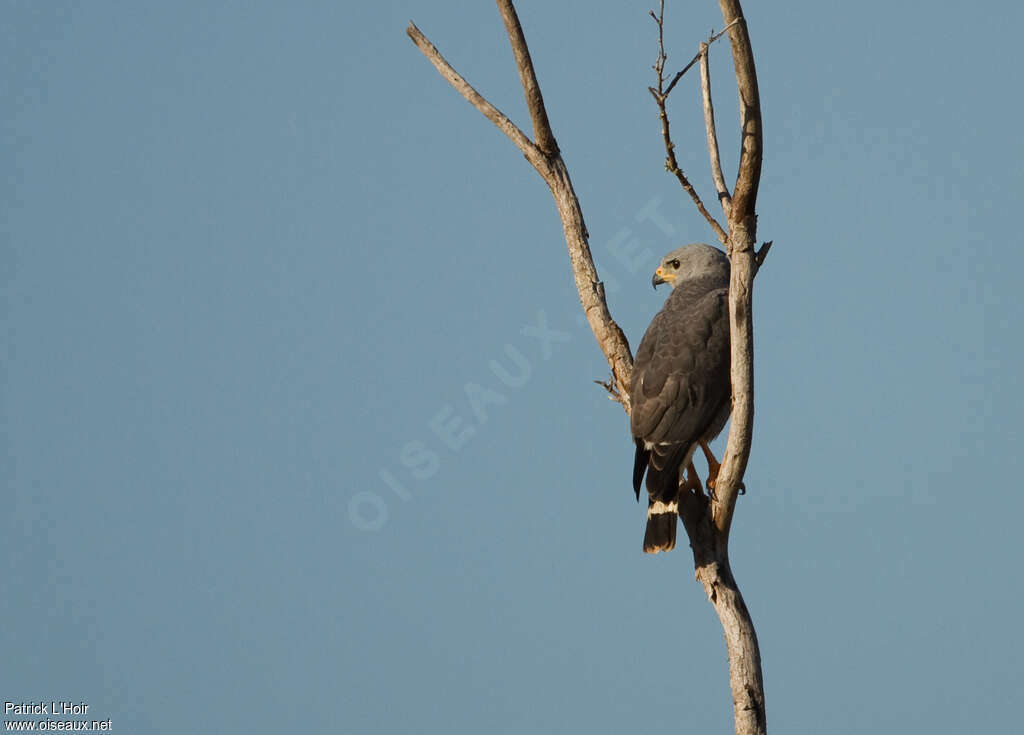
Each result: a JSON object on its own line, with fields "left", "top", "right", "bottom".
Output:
{"left": 630, "top": 279, "right": 731, "bottom": 500}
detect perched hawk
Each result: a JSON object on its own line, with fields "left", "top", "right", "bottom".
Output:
{"left": 631, "top": 244, "right": 732, "bottom": 553}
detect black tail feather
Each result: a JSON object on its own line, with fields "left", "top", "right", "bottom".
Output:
{"left": 643, "top": 507, "right": 677, "bottom": 553}
{"left": 635, "top": 442, "right": 693, "bottom": 554}
{"left": 632, "top": 439, "right": 650, "bottom": 500}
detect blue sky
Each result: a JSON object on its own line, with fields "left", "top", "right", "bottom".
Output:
{"left": 3, "top": 1, "right": 1023, "bottom": 733}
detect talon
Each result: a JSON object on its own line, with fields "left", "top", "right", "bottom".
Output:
{"left": 680, "top": 461, "right": 703, "bottom": 495}
{"left": 700, "top": 439, "right": 747, "bottom": 498}
{"left": 707, "top": 474, "right": 746, "bottom": 497}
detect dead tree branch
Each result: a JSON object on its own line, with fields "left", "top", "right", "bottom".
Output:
{"left": 654, "top": 1, "right": 767, "bottom": 733}
{"left": 406, "top": 1, "right": 633, "bottom": 411}
{"left": 497, "top": 5, "right": 558, "bottom": 157}
{"left": 660, "top": 19, "right": 738, "bottom": 101}
{"left": 648, "top": 1, "right": 728, "bottom": 245}
{"left": 708, "top": 0, "right": 763, "bottom": 536}
{"left": 405, "top": 24, "right": 545, "bottom": 171}
{"left": 700, "top": 41, "right": 731, "bottom": 216}
{"left": 410, "top": 2, "right": 768, "bottom": 733}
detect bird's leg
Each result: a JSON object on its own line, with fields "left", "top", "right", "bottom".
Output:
{"left": 699, "top": 439, "right": 721, "bottom": 491}
{"left": 699, "top": 440, "right": 746, "bottom": 496}
{"left": 679, "top": 461, "right": 703, "bottom": 495}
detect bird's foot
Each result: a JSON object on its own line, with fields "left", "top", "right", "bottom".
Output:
{"left": 702, "top": 441, "right": 746, "bottom": 497}
{"left": 706, "top": 475, "right": 747, "bottom": 497}
{"left": 680, "top": 462, "right": 703, "bottom": 496}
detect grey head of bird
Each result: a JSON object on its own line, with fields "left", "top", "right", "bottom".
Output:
{"left": 651, "top": 243, "right": 729, "bottom": 289}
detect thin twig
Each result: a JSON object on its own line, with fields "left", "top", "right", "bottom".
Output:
{"left": 593, "top": 375, "right": 625, "bottom": 405}
{"left": 700, "top": 41, "right": 731, "bottom": 216}
{"left": 663, "top": 56, "right": 699, "bottom": 98}
{"left": 649, "top": 2, "right": 728, "bottom": 245}
{"left": 650, "top": 3, "right": 668, "bottom": 91}
{"left": 664, "top": 19, "right": 739, "bottom": 98}
{"left": 652, "top": 94, "right": 728, "bottom": 245}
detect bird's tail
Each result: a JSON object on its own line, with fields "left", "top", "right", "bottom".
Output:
{"left": 638, "top": 442, "right": 690, "bottom": 554}
{"left": 642, "top": 496, "right": 678, "bottom": 553}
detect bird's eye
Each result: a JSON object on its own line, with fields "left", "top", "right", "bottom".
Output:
{"left": 670, "top": 259, "right": 681, "bottom": 269}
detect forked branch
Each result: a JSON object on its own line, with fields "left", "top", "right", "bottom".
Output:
{"left": 406, "top": 1, "right": 634, "bottom": 411}
{"left": 650, "top": 2, "right": 768, "bottom": 734}
{"left": 405, "top": 23, "right": 544, "bottom": 171}
{"left": 409, "top": 2, "right": 769, "bottom": 734}
{"left": 648, "top": 2, "right": 728, "bottom": 244}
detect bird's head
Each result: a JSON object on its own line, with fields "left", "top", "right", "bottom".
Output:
{"left": 652, "top": 243, "right": 729, "bottom": 289}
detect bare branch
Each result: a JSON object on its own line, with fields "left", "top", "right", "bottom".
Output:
{"left": 649, "top": 4, "right": 767, "bottom": 734}
{"left": 546, "top": 160, "right": 635, "bottom": 411}
{"left": 649, "top": 3, "right": 728, "bottom": 245}
{"left": 700, "top": 41, "right": 732, "bottom": 216}
{"left": 593, "top": 374, "right": 626, "bottom": 407}
{"left": 695, "top": 552, "right": 766, "bottom": 735}
{"left": 663, "top": 55, "right": 700, "bottom": 99}
{"left": 664, "top": 19, "right": 739, "bottom": 98}
{"left": 407, "top": 6, "right": 634, "bottom": 412}
{"left": 703, "top": 3, "right": 767, "bottom": 733}
{"left": 650, "top": 88, "right": 729, "bottom": 244}
{"left": 718, "top": 5, "right": 762, "bottom": 217}
{"left": 410, "top": 6, "right": 769, "bottom": 735}
{"left": 496, "top": 0, "right": 559, "bottom": 157}
{"left": 709, "top": 0, "right": 764, "bottom": 533}
{"left": 406, "top": 22, "right": 546, "bottom": 172}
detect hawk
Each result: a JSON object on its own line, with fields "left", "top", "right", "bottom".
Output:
{"left": 630, "top": 244, "right": 732, "bottom": 553}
